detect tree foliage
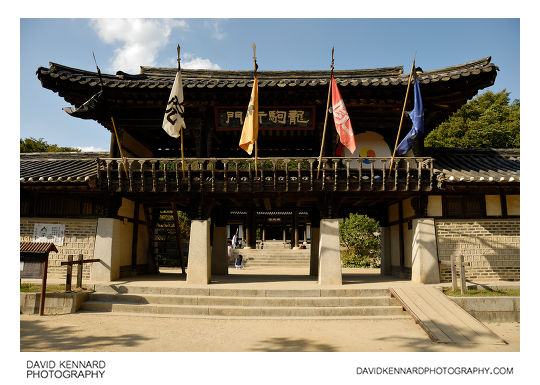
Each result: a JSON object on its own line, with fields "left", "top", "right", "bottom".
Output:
{"left": 20, "top": 137, "right": 81, "bottom": 153}
{"left": 339, "top": 213, "right": 381, "bottom": 268}
{"left": 424, "top": 90, "right": 519, "bottom": 148}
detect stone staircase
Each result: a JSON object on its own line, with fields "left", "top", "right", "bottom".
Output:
{"left": 80, "top": 285, "right": 409, "bottom": 320}
{"left": 234, "top": 241, "right": 310, "bottom": 267}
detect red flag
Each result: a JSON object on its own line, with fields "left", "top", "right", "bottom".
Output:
{"left": 335, "top": 142, "right": 344, "bottom": 156}
{"left": 331, "top": 76, "right": 356, "bottom": 153}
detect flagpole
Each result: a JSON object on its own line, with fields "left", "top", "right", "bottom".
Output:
{"left": 177, "top": 45, "right": 186, "bottom": 178}
{"left": 388, "top": 53, "right": 416, "bottom": 178}
{"left": 316, "top": 47, "right": 334, "bottom": 179}
{"left": 252, "top": 43, "right": 258, "bottom": 178}
{"left": 93, "top": 52, "right": 128, "bottom": 175}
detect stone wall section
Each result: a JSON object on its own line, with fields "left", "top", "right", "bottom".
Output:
{"left": 20, "top": 218, "right": 98, "bottom": 280}
{"left": 435, "top": 219, "right": 519, "bottom": 282}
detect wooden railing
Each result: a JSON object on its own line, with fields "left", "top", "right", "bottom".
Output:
{"left": 96, "top": 156, "right": 434, "bottom": 193}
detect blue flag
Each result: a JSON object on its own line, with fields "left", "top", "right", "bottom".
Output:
{"left": 396, "top": 79, "right": 424, "bottom": 155}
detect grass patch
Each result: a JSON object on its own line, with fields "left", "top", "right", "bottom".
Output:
{"left": 20, "top": 284, "right": 66, "bottom": 293}
{"left": 443, "top": 288, "right": 520, "bottom": 297}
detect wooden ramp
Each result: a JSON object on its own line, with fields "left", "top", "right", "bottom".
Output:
{"left": 389, "top": 287, "right": 506, "bottom": 344}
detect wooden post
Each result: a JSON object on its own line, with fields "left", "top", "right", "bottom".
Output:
{"left": 388, "top": 54, "right": 416, "bottom": 178}
{"left": 459, "top": 255, "right": 467, "bottom": 295}
{"left": 39, "top": 257, "right": 49, "bottom": 316}
{"left": 131, "top": 201, "right": 140, "bottom": 271}
{"left": 450, "top": 255, "right": 458, "bottom": 291}
{"left": 76, "top": 254, "right": 84, "bottom": 289}
{"left": 317, "top": 47, "right": 334, "bottom": 179}
{"left": 171, "top": 203, "right": 186, "bottom": 275}
{"left": 293, "top": 211, "right": 299, "bottom": 249}
{"left": 65, "top": 255, "right": 73, "bottom": 292}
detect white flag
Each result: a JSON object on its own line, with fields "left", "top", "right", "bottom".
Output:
{"left": 162, "top": 71, "right": 186, "bottom": 138}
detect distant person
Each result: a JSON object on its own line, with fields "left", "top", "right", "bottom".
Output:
{"left": 227, "top": 241, "right": 233, "bottom": 264}
{"left": 235, "top": 254, "right": 244, "bottom": 269}
{"left": 232, "top": 232, "right": 238, "bottom": 249}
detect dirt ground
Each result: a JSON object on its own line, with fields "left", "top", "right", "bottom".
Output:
{"left": 20, "top": 312, "right": 519, "bottom": 352}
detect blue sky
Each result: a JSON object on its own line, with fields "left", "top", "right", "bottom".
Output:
{"left": 20, "top": 17, "right": 519, "bottom": 151}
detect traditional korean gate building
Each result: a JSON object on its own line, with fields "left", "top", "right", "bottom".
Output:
{"left": 20, "top": 57, "right": 519, "bottom": 285}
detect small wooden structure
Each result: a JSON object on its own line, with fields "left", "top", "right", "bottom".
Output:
{"left": 20, "top": 242, "right": 58, "bottom": 316}
{"left": 440, "top": 255, "right": 470, "bottom": 294}
{"left": 60, "top": 254, "right": 100, "bottom": 292}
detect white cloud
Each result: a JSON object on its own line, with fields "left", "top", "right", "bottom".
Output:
{"left": 77, "top": 146, "right": 107, "bottom": 152}
{"left": 183, "top": 56, "right": 221, "bottom": 70}
{"left": 89, "top": 18, "right": 188, "bottom": 73}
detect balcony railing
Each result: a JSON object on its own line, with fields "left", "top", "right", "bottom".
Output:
{"left": 96, "top": 157, "right": 434, "bottom": 193}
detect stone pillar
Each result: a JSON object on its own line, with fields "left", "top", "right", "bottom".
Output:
{"left": 318, "top": 219, "right": 342, "bottom": 286}
{"left": 380, "top": 226, "right": 392, "bottom": 276}
{"left": 411, "top": 218, "right": 440, "bottom": 284}
{"left": 262, "top": 226, "right": 266, "bottom": 242}
{"left": 211, "top": 225, "right": 228, "bottom": 275}
{"left": 187, "top": 219, "right": 211, "bottom": 285}
{"left": 92, "top": 218, "right": 120, "bottom": 282}
{"left": 309, "top": 226, "right": 320, "bottom": 276}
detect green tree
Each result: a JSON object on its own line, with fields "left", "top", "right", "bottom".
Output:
{"left": 339, "top": 213, "right": 381, "bottom": 268}
{"left": 424, "top": 90, "right": 519, "bottom": 148}
{"left": 20, "top": 137, "right": 81, "bottom": 153}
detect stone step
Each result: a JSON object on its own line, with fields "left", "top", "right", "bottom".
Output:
{"left": 242, "top": 256, "right": 310, "bottom": 260}
{"left": 87, "top": 293, "right": 400, "bottom": 307}
{"left": 81, "top": 302, "right": 406, "bottom": 317}
{"left": 92, "top": 285, "right": 391, "bottom": 298}
{"left": 76, "top": 312, "right": 411, "bottom": 321}
{"left": 237, "top": 253, "right": 310, "bottom": 259}
{"left": 243, "top": 259, "right": 309, "bottom": 267}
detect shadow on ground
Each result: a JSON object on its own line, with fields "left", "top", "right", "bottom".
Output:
{"left": 249, "top": 337, "right": 337, "bottom": 352}
{"left": 20, "top": 318, "right": 152, "bottom": 351}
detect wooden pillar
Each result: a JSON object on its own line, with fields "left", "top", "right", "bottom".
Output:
{"left": 245, "top": 212, "right": 252, "bottom": 249}
{"left": 293, "top": 211, "right": 299, "bottom": 249}
{"left": 65, "top": 255, "right": 73, "bottom": 292}
{"left": 76, "top": 254, "right": 84, "bottom": 288}
{"left": 172, "top": 202, "right": 186, "bottom": 275}
{"left": 131, "top": 201, "right": 140, "bottom": 271}
{"left": 251, "top": 211, "right": 257, "bottom": 249}
{"left": 310, "top": 226, "right": 320, "bottom": 276}
{"left": 39, "top": 256, "right": 49, "bottom": 316}
{"left": 211, "top": 209, "right": 228, "bottom": 275}
{"left": 398, "top": 200, "right": 405, "bottom": 276}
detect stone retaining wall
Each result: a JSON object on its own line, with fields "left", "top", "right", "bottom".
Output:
{"left": 435, "top": 219, "right": 519, "bottom": 282}
{"left": 449, "top": 296, "right": 520, "bottom": 322}
{"left": 20, "top": 291, "right": 90, "bottom": 315}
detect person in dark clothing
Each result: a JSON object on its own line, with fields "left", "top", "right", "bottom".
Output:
{"left": 235, "top": 254, "right": 244, "bottom": 269}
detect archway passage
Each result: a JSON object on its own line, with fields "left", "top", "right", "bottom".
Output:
{"left": 141, "top": 198, "right": 400, "bottom": 287}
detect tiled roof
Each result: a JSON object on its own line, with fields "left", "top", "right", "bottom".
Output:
{"left": 20, "top": 152, "right": 107, "bottom": 184}
{"left": 37, "top": 57, "right": 497, "bottom": 90}
{"left": 426, "top": 147, "right": 520, "bottom": 185}
{"left": 20, "top": 242, "right": 58, "bottom": 254}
